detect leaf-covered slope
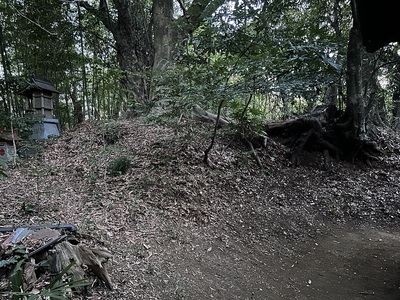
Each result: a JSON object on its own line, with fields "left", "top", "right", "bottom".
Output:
{"left": 1, "top": 119, "right": 400, "bottom": 299}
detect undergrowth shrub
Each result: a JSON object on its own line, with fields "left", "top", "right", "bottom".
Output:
{"left": 107, "top": 156, "right": 131, "bottom": 176}
{"left": 101, "top": 122, "right": 123, "bottom": 145}
{"left": 0, "top": 112, "right": 38, "bottom": 140}
{"left": 229, "top": 99, "right": 267, "bottom": 140}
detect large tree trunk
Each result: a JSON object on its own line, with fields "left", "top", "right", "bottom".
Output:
{"left": 113, "top": 31, "right": 152, "bottom": 105}
{"left": 393, "top": 89, "right": 400, "bottom": 131}
{"left": 80, "top": 0, "right": 224, "bottom": 114}
{"left": 111, "top": 0, "right": 153, "bottom": 106}
{"left": 149, "top": 0, "right": 176, "bottom": 103}
{"left": 344, "top": 23, "right": 366, "bottom": 141}
{"left": 328, "top": 0, "right": 345, "bottom": 110}
{"left": 150, "top": 0, "right": 218, "bottom": 101}
{"left": 329, "top": 0, "right": 383, "bottom": 163}
{"left": 392, "top": 61, "right": 400, "bottom": 131}
{"left": 80, "top": 0, "right": 154, "bottom": 107}
{"left": 152, "top": 0, "right": 175, "bottom": 74}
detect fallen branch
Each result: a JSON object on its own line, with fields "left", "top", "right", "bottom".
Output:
{"left": 193, "top": 105, "right": 231, "bottom": 127}
{"left": 245, "top": 139, "right": 264, "bottom": 170}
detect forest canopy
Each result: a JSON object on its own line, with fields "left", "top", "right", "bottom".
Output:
{"left": 0, "top": 0, "right": 399, "bottom": 163}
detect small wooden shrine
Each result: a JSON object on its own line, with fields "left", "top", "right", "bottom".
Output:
{"left": 18, "top": 78, "right": 60, "bottom": 140}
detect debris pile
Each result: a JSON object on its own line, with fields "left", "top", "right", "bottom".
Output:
{"left": 0, "top": 224, "right": 112, "bottom": 298}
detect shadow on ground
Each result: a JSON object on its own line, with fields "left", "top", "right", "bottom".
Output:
{"left": 159, "top": 225, "right": 400, "bottom": 300}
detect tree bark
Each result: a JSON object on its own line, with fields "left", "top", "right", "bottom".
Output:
{"left": 0, "top": 20, "right": 12, "bottom": 114}
{"left": 68, "top": 83, "right": 84, "bottom": 124}
{"left": 152, "top": 0, "right": 175, "bottom": 74}
{"left": 393, "top": 89, "right": 400, "bottom": 131}
{"left": 149, "top": 0, "right": 176, "bottom": 103}
{"left": 328, "top": 0, "right": 345, "bottom": 110}
{"left": 80, "top": 0, "right": 153, "bottom": 106}
{"left": 79, "top": 0, "right": 224, "bottom": 112}
{"left": 392, "top": 60, "right": 400, "bottom": 131}
{"left": 345, "top": 22, "right": 366, "bottom": 141}
{"left": 112, "top": 0, "right": 153, "bottom": 105}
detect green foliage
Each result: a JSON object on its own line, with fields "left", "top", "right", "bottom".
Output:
{"left": 101, "top": 122, "right": 124, "bottom": 145}
{"left": 10, "top": 258, "right": 26, "bottom": 300}
{"left": 5, "top": 260, "right": 89, "bottom": 300}
{"left": 20, "top": 202, "right": 37, "bottom": 214}
{"left": 0, "top": 0, "right": 125, "bottom": 129}
{"left": 15, "top": 117, "right": 40, "bottom": 140}
{"left": 0, "top": 246, "right": 28, "bottom": 299}
{"left": 0, "top": 0, "right": 394, "bottom": 131}
{"left": 150, "top": 53, "right": 233, "bottom": 123}
{"left": 229, "top": 98, "right": 267, "bottom": 138}
{"left": 0, "top": 112, "right": 37, "bottom": 140}
{"left": 152, "top": 0, "right": 348, "bottom": 125}
{"left": 0, "top": 246, "right": 27, "bottom": 270}
{"left": 107, "top": 156, "right": 131, "bottom": 176}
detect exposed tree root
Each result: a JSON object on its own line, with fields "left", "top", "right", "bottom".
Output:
{"left": 265, "top": 105, "right": 382, "bottom": 167}
{"left": 193, "top": 104, "right": 382, "bottom": 168}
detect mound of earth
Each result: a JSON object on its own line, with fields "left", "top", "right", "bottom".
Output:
{"left": 1, "top": 118, "right": 400, "bottom": 299}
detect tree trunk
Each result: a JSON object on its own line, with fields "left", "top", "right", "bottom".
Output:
{"left": 80, "top": 0, "right": 154, "bottom": 108}
{"left": 393, "top": 90, "right": 400, "bottom": 131}
{"left": 391, "top": 61, "right": 400, "bottom": 131}
{"left": 80, "top": 0, "right": 223, "bottom": 113}
{"left": 152, "top": 0, "right": 175, "bottom": 74}
{"left": 345, "top": 23, "right": 366, "bottom": 141}
{"left": 329, "top": 0, "right": 346, "bottom": 111}
{"left": 68, "top": 83, "right": 84, "bottom": 124}
{"left": 149, "top": 0, "right": 176, "bottom": 103}
{"left": 111, "top": 0, "right": 153, "bottom": 106}
{"left": 262, "top": 0, "right": 382, "bottom": 166}
{"left": 0, "top": 20, "right": 12, "bottom": 115}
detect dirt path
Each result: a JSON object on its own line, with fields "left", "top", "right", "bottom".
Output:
{"left": 280, "top": 226, "right": 400, "bottom": 300}
{"left": 158, "top": 224, "right": 400, "bottom": 300}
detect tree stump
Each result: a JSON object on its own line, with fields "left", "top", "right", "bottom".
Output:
{"left": 50, "top": 241, "right": 113, "bottom": 290}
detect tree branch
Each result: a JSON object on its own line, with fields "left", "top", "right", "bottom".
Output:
{"left": 9, "top": 3, "right": 56, "bottom": 35}
{"left": 179, "top": 0, "right": 224, "bottom": 34}
{"left": 78, "top": 0, "right": 115, "bottom": 33}
{"left": 203, "top": 99, "right": 225, "bottom": 166}
{"left": 176, "top": 0, "right": 187, "bottom": 15}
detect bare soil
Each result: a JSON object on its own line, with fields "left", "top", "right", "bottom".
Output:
{"left": 1, "top": 118, "right": 400, "bottom": 299}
